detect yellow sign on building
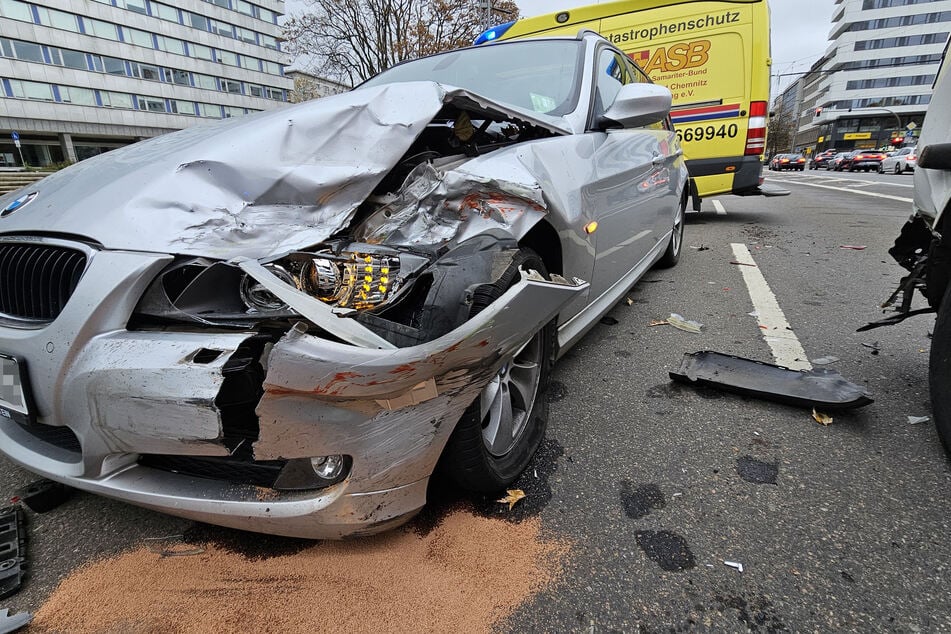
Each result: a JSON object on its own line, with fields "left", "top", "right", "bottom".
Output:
{"left": 844, "top": 132, "right": 873, "bottom": 140}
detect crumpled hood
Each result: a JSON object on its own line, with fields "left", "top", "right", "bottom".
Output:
{"left": 0, "top": 82, "right": 567, "bottom": 260}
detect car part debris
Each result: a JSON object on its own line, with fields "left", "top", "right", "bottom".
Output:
{"left": 908, "top": 415, "right": 931, "bottom": 425}
{"left": 810, "top": 356, "right": 839, "bottom": 366}
{"left": 144, "top": 535, "right": 206, "bottom": 558}
{"left": 723, "top": 561, "right": 744, "bottom": 573}
{"left": 0, "top": 507, "right": 26, "bottom": 600}
{"left": 11, "top": 479, "right": 72, "bottom": 514}
{"left": 730, "top": 260, "right": 756, "bottom": 267}
{"left": 0, "top": 608, "right": 30, "bottom": 634}
{"left": 812, "top": 408, "right": 834, "bottom": 426}
{"left": 670, "top": 351, "right": 873, "bottom": 410}
{"left": 839, "top": 245, "right": 867, "bottom": 251}
{"left": 496, "top": 489, "right": 526, "bottom": 511}
{"left": 648, "top": 319, "right": 668, "bottom": 327}
{"left": 666, "top": 313, "right": 703, "bottom": 334}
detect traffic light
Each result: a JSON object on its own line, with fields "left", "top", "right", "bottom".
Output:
{"left": 814, "top": 107, "right": 823, "bottom": 118}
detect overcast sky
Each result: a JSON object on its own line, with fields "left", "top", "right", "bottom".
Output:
{"left": 514, "top": 0, "right": 834, "bottom": 95}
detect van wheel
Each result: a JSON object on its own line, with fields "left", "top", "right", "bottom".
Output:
{"left": 442, "top": 248, "right": 554, "bottom": 492}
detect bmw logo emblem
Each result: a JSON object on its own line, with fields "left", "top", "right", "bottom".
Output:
{"left": 1, "top": 191, "right": 37, "bottom": 217}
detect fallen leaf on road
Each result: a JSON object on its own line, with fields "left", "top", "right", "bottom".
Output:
{"left": 497, "top": 489, "right": 526, "bottom": 510}
{"left": 626, "top": 297, "right": 634, "bottom": 306}
{"left": 812, "top": 408, "right": 833, "bottom": 426}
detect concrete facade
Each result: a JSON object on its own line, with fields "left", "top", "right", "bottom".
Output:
{"left": 0, "top": 0, "right": 293, "bottom": 166}
{"left": 808, "top": 0, "right": 951, "bottom": 152}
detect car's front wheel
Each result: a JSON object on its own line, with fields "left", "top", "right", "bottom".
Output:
{"left": 929, "top": 281, "right": 951, "bottom": 455}
{"left": 656, "top": 191, "right": 687, "bottom": 269}
{"left": 442, "top": 248, "right": 554, "bottom": 492}
{"left": 895, "top": 163, "right": 902, "bottom": 175}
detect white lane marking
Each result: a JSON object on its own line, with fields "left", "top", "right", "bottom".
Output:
{"left": 775, "top": 179, "right": 913, "bottom": 203}
{"left": 731, "top": 243, "right": 812, "bottom": 370}
{"left": 713, "top": 199, "right": 726, "bottom": 215}
{"left": 771, "top": 174, "right": 914, "bottom": 188}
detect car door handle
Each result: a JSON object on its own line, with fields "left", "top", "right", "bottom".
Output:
{"left": 652, "top": 154, "right": 665, "bottom": 166}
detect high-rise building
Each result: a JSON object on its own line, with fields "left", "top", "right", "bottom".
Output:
{"left": 805, "top": 0, "right": 950, "bottom": 152}
{"left": 0, "top": 0, "right": 293, "bottom": 167}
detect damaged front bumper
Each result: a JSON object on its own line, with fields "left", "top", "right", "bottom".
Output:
{"left": 0, "top": 245, "right": 586, "bottom": 538}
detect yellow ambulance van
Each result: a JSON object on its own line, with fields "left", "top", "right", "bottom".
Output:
{"left": 476, "top": 0, "right": 774, "bottom": 202}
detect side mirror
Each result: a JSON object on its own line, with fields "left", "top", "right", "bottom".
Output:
{"left": 598, "top": 83, "right": 672, "bottom": 130}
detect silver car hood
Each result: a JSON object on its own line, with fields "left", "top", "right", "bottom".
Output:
{"left": 0, "top": 82, "right": 568, "bottom": 260}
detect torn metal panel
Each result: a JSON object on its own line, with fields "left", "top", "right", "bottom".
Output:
{"left": 0, "top": 82, "right": 565, "bottom": 260}
{"left": 253, "top": 271, "right": 588, "bottom": 491}
{"left": 355, "top": 161, "right": 549, "bottom": 247}
{"left": 670, "top": 351, "right": 874, "bottom": 410}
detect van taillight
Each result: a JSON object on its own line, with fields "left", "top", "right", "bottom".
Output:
{"left": 745, "top": 101, "right": 768, "bottom": 156}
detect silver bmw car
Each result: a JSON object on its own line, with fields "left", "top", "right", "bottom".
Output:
{"left": 0, "top": 32, "right": 688, "bottom": 538}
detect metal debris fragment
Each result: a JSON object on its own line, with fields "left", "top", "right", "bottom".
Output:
{"left": 0, "top": 608, "right": 31, "bottom": 633}
{"left": 907, "top": 415, "right": 930, "bottom": 425}
{"left": 0, "top": 507, "right": 26, "bottom": 600}
{"left": 666, "top": 313, "right": 703, "bottom": 334}
{"left": 839, "top": 245, "right": 867, "bottom": 250}
{"left": 723, "top": 561, "right": 744, "bottom": 573}
{"left": 145, "top": 535, "right": 206, "bottom": 558}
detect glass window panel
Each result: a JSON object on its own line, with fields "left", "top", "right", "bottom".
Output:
{"left": 88, "top": 19, "right": 119, "bottom": 41}
{"left": 236, "top": 0, "right": 253, "bottom": 16}
{"left": 12, "top": 41, "right": 44, "bottom": 63}
{"left": 127, "top": 28, "right": 153, "bottom": 48}
{"left": 103, "top": 56, "right": 126, "bottom": 75}
{"left": 0, "top": 39, "right": 13, "bottom": 58}
{"left": 139, "top": 64, "right": 160, "bottom": 81}
{"left": 158, "top": 36, "right": 185, "bottom": 55}
{"left": 137, "top": 97, "right": 166, "bottom": 112}
{"left": 211, "top": 20, "right": 234, "bottom": 38}
{"left": 199, "top": 103, "right": 222, "bottom": 118}
{"left": 260, "top": 34, "right": 278, "bottom": 50}
{"left": 0, "top": 0, "right": 32, "bottom": 22}
{"left": 210, "top": 0, "right": 229, "bottom": 7}
{"left": 102, "top": 91, "right": 133, "bottom": 108}
{"left": 218, "top": 50, "right": 237, "bottom": 65}
{"left": 60, "top": 48, "right": 87, "bottom": 70}
{"left": 91, "top": 55, "right": 104, "bottom": 72}
{"left": 194, "top": 73, "right": 216, "bottom": 90}
{"left": 171, "top": 100, "right": 195, "bottom": 115}
{"left": 260, "top": 8, "right": 276, "bottom": 23}
{"left": 192, "top": 44, "right": 213, "bottom": 60}
{"left": 221, "top": 79, "right": 242, "bottom": 93}
{"left": 124, "top": 0, "right": 147, "bottom": 14}
{"left": 236, "top": 27, "right": 256, "bottom": 44}
{"left": 223, "top": 106, "right": 245, "bottom": 118}
{"left": 154, "top": 3, "right": 179, "bottom": 22}
{"left": 248, "top": 84, "right": 263, "bottom": 97}
{"left": 239, "top": 56, "right": 257, "bottom": 70}
{"left": 187, "top": 12, "right": 207, "bottom": 29}
{"left": 10, "top": 80, "right": 54, "bottom": 100}
{"left": 60, "top": 85, "right": 96, "bottom": 106}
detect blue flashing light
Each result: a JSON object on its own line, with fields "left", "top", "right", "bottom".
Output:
{"left": 474, "top": 20, "right": 516, "bottom": 45}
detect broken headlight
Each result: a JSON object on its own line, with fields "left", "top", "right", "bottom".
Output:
{"left": 292, "top": 252, "right": 401, "bottom": 310}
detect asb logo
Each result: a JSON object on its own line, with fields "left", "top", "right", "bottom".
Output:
{"left": 1, "top": 191, "right": 37, "bottom": 217}
{"left": 631, "top": 40, "right": 711, "bottom": 74}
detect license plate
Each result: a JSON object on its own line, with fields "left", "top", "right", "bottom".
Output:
{"left": 0, "top": 354, "right": 34, "bottom": 425}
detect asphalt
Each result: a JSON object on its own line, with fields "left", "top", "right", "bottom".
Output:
{"left": 1, "top": 167, "right": 949, "bottom": 632}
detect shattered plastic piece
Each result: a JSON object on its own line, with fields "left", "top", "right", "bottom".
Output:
{"left": 812, "top": 408, "right": 834, "bottom": 426}
{"left": 496, "top": 489, "right": 526, "bottom": 511}
{"left": 690, "top": 245, "right": 710, "bottom": 252}
{"left": 670, "top": 351, "right": 874, "bottom": 410}
{"left": 723, "top": 561, "right": 744, "bottom": 573}
{"left": 839, "top": 245, "right": 867, "bottom": 250}
{"left": 908, "top": 415, "right": 930, "bottom": 425}
{"left": 748, "top": 311, "right": 759, "bottom": 318}
{"left": 0, "top": 507, "right": 26, "bottom": 600}
{"left": 145, "top": 535, "right": 206, "bottom": 558}
{"left": 730, "top": 260, "right": 757, "bottom": 267}
{"left": 811, "top": 356, "right": 839, "bottom": 366}
{"left": 12, "top": 479, "right": 72, "bottom": 514}
{"left": 667, "top": 313, "right": 703, "bottom": 334}
{"left": 626, "top": 297, "right": 634, "bottom": 306}
{"left": 0, "top": 609, "right": 31, "bottom": 634}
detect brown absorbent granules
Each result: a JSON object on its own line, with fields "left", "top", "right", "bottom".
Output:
{"left": 32, "top": 511, "right": 566, "bottom": 634}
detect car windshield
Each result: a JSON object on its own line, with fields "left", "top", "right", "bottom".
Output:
{"left": 360, "top": 40, "right": 585, "bottom": 116}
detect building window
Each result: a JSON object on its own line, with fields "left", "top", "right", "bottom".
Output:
{"left": 223, "top": 106, "right": 245, "bottom": 118}
{"left": 102, "top": 56, "right": 127, "bottom": 75}
{"left": 157, "top": 36, "right": 185, "bottom": 55}
{"left": 221, "top": 79, "right": 242, "bottom": 94}
{"left": 101, "top": 91, "right": 134, "bottom": 108}
{"left": 236, "top": 0, "right": 254, "bottom": 16}
{"left": 131, "top": 62, "right": 161, "bottom": 81}
{"left": 262, "top": 60, "right": 281, "bottom": 75}
{"left": 210, "top": 20, "right": 234, "bottom": 38}
{"left": 170, "top": 100, "right": 196, "bottom": 115}
{"left": 137, "top": 96, "right": 167, "bottom": 113}
{"left": 59, "top": 85, "right": 97, "bottom": 106}
{"left": 218, "top": 50, "right": 238, "bottom": 66}
{"left": 0, "top": 0, "right": 32, "bottom": 22}
{"left": 9, "top": 79, "right": 54, "bottom": 100}
{"left": 123, "top": 0, "right": 148, "bottom": 15}
{"left": 236, "top": 27, "right": 256, "bottom": 44}
{"left": 10, "top": 40, "right": 43, "bottom": 63}
{"left": 191, "top": 43, "right": 214, "bottom": 61}
{"left": 153, "top": 3, "right": 179, "bottom": 22}
{"left": 35, "top": 6, "right": 80, "bottom": 31}
{"left": 239, "top": 56, "right": 258, "bottom": 70}
{"left": 194, "top": 73, "right": 217, "bottom": 90}
{"left": 164, "top": 69, "right": 191, "bottom": 85}
{"left": 49, "top": 47, "right": 89, "bottom": 70}
{"left": 86, "top": 18, "right": 119, "bottom": 41}
{"left": 198, "top": 103, "right": 222, "bottom": 118}
{"left": 260, "top": 34, "right": 278, "bottom": 50}
{"left": 248, "top": 84, "right": 263, "bottom": 97}
{"left": 125, "top": 28, "right": 154, "bottom": 48}
{"left": 863, "top": 0, "right": 943, "bottom": 8}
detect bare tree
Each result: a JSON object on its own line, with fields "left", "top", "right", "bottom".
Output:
{"left": 283, "top": 0, "right": 519, "bottom": 86}
{"left": 766, "top": 107, "right": 797, "bottom": 157}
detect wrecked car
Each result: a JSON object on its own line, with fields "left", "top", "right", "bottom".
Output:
{"left": 0, "top": 32, "right": 689, "bottom": 538}
{"left": 868, "top": 40, "right": 951, "bottom": 454}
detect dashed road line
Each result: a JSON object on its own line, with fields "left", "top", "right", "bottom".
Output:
{"left": 769, "top": 179, "right": 913, "bottom": 203}
{"left": 772, "top": 174, "right": 914, "bottom": 189}
{"left": 713, "top": 199, "right": 726, "bottom": 215}
{"left": 730, "top": 243, "right": 812, "bottom": 371}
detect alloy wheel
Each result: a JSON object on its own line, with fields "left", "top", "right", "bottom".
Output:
{"left": 479, "top": 333, "right": 544, "bottom": 457}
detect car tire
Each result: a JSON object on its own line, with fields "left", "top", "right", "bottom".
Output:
{"left": 929, "top": 281, "right": 951, "bottom": 455}
{"left": 895, "top": 163, "right": 902, "bottom": 175}
{"left": 878, "top": 164, "right": 884, "bottom": 174}
{"left": 656, "top": 191, "right": 686, "bottom": 269}
{"left": 442, "top": 248, "right": 554, "bottom": 492}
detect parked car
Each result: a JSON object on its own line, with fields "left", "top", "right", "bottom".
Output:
{"left": 841, "top": 150, "right": 887, "bottom": 172}
{"left": 769, "top": 154, "right": 804, "bottom": 170}
{"left": 828, "top": 152, "right": 853, "bottom": 170}
{"left": 0, "top": 33, "right": 689, "bottom": 538}
{"left": 810, "top": 149, "right": 838, "bottom": 169}
{"left": 873, "top": 40, "right": 951, "bottom": 454}
{"left": 880, "top": 146, "right": 918, "bottom": 174}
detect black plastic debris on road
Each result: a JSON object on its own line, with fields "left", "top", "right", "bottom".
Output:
{"left": 0, "top": 507, "right": 26, "bottom": 600}
{"left": 13, "top": 479, "right": 72, "bottom": 514}
{"left": 670, "top": 351, "right": 873, "bottom": 410}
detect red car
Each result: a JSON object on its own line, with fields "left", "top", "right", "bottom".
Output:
{"left": 768, "top": 153, "right": 806, "bottom": 171}
{"left": 841, "top": 150, "right": 886, "bottom": 172}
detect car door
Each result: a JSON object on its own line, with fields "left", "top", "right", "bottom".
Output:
{"left": 583, "top": 47, "right": 674, "bottom": 301}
